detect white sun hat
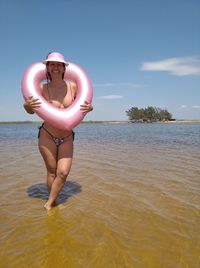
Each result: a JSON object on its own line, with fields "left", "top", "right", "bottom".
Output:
{"left": 43, "top": 52, "right": 69, "bottom": 65}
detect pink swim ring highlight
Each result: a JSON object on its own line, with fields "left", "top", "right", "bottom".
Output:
{"left": 21, "top": 61, "right": 93, "bottom": 131}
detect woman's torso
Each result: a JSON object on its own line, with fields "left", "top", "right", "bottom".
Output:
{"left": 42, "top": 81, "right": 76, "bottom": 137}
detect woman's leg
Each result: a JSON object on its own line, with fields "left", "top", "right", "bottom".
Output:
{"left": 38, "top": 129, "right": 57, "bottom": 192}
{"left": 44, "top": 135, "right": 73, "bottom": 210}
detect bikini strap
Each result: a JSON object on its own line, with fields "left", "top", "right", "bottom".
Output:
{"left": 38, "top": 123, "right": 44, "bottom": 138}
{"left": 42, "top": 124, "right": 73, "bottom": 140}
{"left": 68, "top": 81, "right": 75, "bottom": 101}
{"left": 42, "top": 125, "right": 54, "bottom": 139}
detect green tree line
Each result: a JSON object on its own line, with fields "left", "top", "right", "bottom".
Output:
{"left": 126, "top": 106, "right": 173, "bottom": 122}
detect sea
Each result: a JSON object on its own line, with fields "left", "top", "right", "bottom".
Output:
{"left": 0, "top": 122, "right": 199, "bottom": 268}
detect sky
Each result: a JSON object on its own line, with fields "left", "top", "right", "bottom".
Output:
{"left": 0, "top": 0, "right": 200, "bottom": 121}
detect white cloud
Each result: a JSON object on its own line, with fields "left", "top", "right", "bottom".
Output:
{"left": 180, "top": 105, "right": 200, "bottom": 109}
{"left": 192, "top": 105, "right": 200, "bottom": 109}
{"left": 94, "top": 83, "right": 115, "bottom": 87}
{"left": 141, "top": 56, "right": 200, "bottom": 76}
{"left": 94, "top": 83, "right": 145, "bottom": 88}
{"left": 97, "top": 95, "right": 124, "bottom": 100}
{"left": 180, "top": 105, "right": 187, "bottom": 108}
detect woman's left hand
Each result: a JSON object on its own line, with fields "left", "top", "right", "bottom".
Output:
{"left": 80, "top": 101, "right": 93, "bottom": 114}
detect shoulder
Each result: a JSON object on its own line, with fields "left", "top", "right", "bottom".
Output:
{"left": 68, "top": 81, "right": 77, "bottom": 96}
{"left": 68, "top": 81, "right": 77, "bottom": 90}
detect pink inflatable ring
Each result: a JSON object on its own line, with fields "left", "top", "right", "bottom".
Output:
{"left": 21, "top": 61, "right": 93, "bottom": 131}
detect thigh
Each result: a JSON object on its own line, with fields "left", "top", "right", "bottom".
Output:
{"left": 56, "top": 136, "right": 73, "bottom": 177}
{"left": 38, "top": 128, "right": 57, "bottom": 173}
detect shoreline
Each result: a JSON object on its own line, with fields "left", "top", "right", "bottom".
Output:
{"left": 0, "top": 120, "right": 200, "bottom": 124}
{"left": 162, "top": 120, "right": 200, "bottom": 123}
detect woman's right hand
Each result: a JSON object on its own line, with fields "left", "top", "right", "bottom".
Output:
{"left": 24, "top": 96, "right": 41, "bottom": 114}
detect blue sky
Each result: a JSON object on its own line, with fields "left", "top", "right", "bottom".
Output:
{"left": 0, "top": 0, "right": 199, "bottom": 121}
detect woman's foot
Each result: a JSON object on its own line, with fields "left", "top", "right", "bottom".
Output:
{"left": 44, "top": 202, "right": 53, "bottom": 211}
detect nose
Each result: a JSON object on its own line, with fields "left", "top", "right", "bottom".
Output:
{"left": 53, "top": 64, "right": 59, "bottom": 70}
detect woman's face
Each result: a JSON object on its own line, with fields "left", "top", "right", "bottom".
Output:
{"left": 47, "top": 61, "right": 65, "bottom": 79}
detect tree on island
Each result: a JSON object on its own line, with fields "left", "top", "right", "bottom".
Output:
{"left": 126, "top": 106, "right": 173, "bottom": 122}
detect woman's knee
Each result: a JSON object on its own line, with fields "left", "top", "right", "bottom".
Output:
{"left": 47, "top": 169, "right": 56, "bottom": 179}
{"left": 56, "top": 169, "right": 69, "bottom": 181}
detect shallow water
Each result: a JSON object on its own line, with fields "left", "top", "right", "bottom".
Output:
{"left": 0, "top": 123, "right": 200, "bottom": 268}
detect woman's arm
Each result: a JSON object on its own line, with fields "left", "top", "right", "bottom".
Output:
{"left": 80, "top": 100, "right": 93, "bottom": 113}
{"left": 70, "top": 81, "right": 77, "bottom": 100}
{"left": 24, "top": 84, "right": 45, "bottom": 114}
{"left": 24, "top": 101, "right": 34, "bottom": 114}
{"left": 71, "top": 81, "right": 93, "bottom": 113}
{"left": 23, "top": 96, "right": 41, "bottom": 114}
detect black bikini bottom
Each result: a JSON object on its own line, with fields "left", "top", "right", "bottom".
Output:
{"left": 38, "top": 124, "right": 75, "bottom": 146}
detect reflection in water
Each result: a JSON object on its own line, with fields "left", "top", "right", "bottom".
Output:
{"left": 27, "top": 181, "right": 82, "bottom": 203}
{"left": 41, "top": 211, "right": 71, "bottom": 267}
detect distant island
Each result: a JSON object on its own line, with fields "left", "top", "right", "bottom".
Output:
{"left": 126, "top": 106, "right": 174, "bottom": 123}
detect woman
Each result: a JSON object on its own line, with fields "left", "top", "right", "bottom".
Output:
{"left": 24, "top": 52, "right": 93, "bottom": 211}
